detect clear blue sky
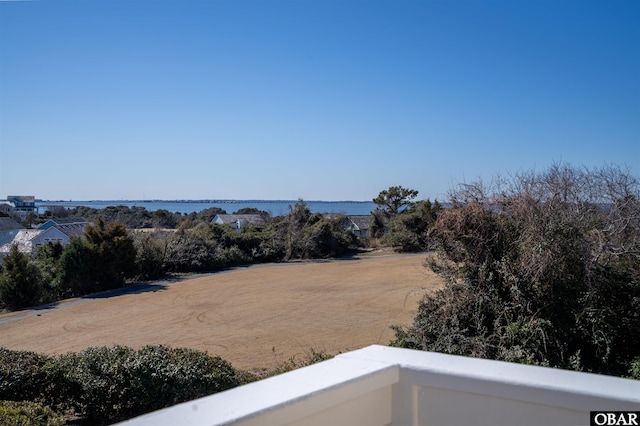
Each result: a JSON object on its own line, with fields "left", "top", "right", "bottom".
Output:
{"left": 1, "top": 0, "right": 638, "bottom": 201}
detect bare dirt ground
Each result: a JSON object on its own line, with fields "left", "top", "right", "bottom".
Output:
{"left": 0, "top": 253, "right": 442, "bottom": 370}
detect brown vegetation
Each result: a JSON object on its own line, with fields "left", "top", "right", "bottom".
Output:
{"left": 0, "top": 253, "right": 442, "bottom": 370}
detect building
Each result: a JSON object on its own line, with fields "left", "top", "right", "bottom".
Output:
{"left": 38, "top": 218, "right": 88, "bottom": 238}
{"left": 345, "top": 215, "right": 371, "bottom": 238}
{"left": 0, "top": 217, "right": 26, "bottom": 247}
{"left": 0, "top": 218, "right": 89, "bottom": 261}
{"left": 0, "top": 227, "right": 69, "bottom": 257}
{"left": 117, "top": 345, "right": 640, "bottom": 426}
{"left": 1, "top": 196, "right": 37, "bottom": 220}
{"left": 323, "top": 214, "right": 372, "bottom": 238}
{"left": 212, "top": 214, "right": 266, "bottom": 232}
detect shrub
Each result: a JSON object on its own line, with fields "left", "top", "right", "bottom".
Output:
{"left": 53, "top": 345, "right": 239, "bottom": 422}
{"left": 1, "top": 345, "right": 239, "bottom": 424}
{"left": 165, "top": 225, "right": 219, "bottom": 272}
{"left": 0, "top": 348, "right": 52, "bottom": 403}
{"left": 217, "top": 246, "right": 250, "bottom": 266}
{"left": 0, "top": 400, "right": 65, "bottom": 426}
{"left": 392, "top": 164, "right": 640, "bottom": 377}
{"left": 133, "top": 231, "right": 170, "bottom": 280}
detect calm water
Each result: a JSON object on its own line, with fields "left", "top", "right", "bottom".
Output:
{"left": 37, "top": 200, "right": 378, "bottom": 216}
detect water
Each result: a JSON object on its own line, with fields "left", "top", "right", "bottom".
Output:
{"left": 37, "top": 200, "right": 378, "bottom": 216}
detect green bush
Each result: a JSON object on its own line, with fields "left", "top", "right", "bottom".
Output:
{"left": 0, "top": 246, "right": 44, "bottom": 310}
{"left": 1, "top": 345, "right": 239, "bottom": 424}
{"left": 0, "top": 400, "right": 65, "bottom": 426}
{"left": 0, "top": 348, "right": 52, "bottom": 403}
{"left": 165, "top": 225, "right": 219, "bottom": 272}
{"left": 133, "top": 231, "right": 170, "bottom": 280}
{"left": 54, "top": 345, "right": 239, "bottom": 422}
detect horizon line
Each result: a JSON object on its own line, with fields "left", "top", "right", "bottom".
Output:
{"left": 35, "top": 199, "right": 376, "bottom": 203}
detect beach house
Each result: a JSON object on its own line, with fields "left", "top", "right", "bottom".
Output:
{"left": 0, "top": 195, "right": 37, "bottom": 220}
{"left": 212, "top": 214, "right": 266, "bottom": 232}
{"left": 0, "top": 218, "right": 89, "bottom": 261}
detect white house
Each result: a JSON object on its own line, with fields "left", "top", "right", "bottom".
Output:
{"left": 212, "top": 214, "right": 266, "bottom": 232}
{"left": 345, "top": 215, "right": 371, "bottom": 238}
{"left": 0, "top": 195, "right": 37, "bottom": 220}
{"left": 0, "top": 227, "right": 70, "bottom": 257}
{"left": 38, "top": 218, "right": 88, "bottom": 238}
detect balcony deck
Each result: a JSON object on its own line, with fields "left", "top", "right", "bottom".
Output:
{"left": 117, "top": 345, "right": 640, "bottom": 426}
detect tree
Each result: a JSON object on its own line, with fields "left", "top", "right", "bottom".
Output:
{"left": 133, "top": 230, "right": 170, "bottom": 280}
{"left": 23, "top": 212, "right": 38, "bottom": 228}
{"left": 371, "top": 185, "right": 440, "bottom": 251}
{"left": 165, "top": 223, "right": 220, "bottom": 272}
{"left": 392, "top": 164, "right": 640, "bottom": 377}
{"left": 151, "top": 209, "right": 180, "bottom": 228}
{"left": 382, "top": 199, "right": 442, "bottom": 252}
{"left": 58, "top": 219, "right": 137, "bottom": 295}
{"left": 272, "top": 200, "right": 355, "bottom": 260}
{"left": 0, "top": 245, "right": 43, "bottom": 309}
{"left": 373, "top": 186, "right": 419, "bottom": 217}
{"left": 34, "top": 241, "right": 65, "bottom": 302}
{"left": 282, "top": 200, "right": 312, "bottom": 260}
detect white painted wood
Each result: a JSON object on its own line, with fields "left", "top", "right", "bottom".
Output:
{"left": 117, "top": 345, "right": 640, "bottom": 426}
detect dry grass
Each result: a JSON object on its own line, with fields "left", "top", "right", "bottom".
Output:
{"left": 0, "top": 253, "right": 442, "bottom": 370}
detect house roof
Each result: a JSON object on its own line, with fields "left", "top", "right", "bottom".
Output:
{"left": 0, "top": 217, "right": 25, "bottom": 232}
{"left": 51, "top": 217, "right": 86, "bottom": 224}
{"left": 55, "top": 222, "right": 88, "bottom": 238}
{"left": 38, "top": 218, "right": 88, "bottom": 230}
{"left": 7, "top": 195, "right": 36, "bottom": 203}
{"left": 0, "top": 227, "right": 70, "bottom": 254}
{"left": 213, "top": 214, "right": 265, "bottom": 226}
{"left": 0, "top": 230, "right": 43, "bottom": 253}
{"left": 348, "top": 215, "right": 372, "bottom": 230}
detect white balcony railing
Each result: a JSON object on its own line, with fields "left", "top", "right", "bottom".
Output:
{"left": 117, "top": 345, "right": 640, "bottom": 426}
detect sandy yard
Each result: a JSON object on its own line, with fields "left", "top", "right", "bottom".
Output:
{"left": 0, "top": 253, "right": 442, "bottom": 370}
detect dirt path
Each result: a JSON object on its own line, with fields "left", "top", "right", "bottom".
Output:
{"left": 0, "top": 254, "right": 442, "bottom": 370}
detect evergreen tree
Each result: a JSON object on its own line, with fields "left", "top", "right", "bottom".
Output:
{"left": 0, "top": 245, "right": 43, "bottom": 309}
{"left": 58, "top": 219, "right": 137, "bottom": 296}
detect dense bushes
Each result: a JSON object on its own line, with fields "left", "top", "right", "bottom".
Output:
{"left": 0, "top": 348, "right": 51, "bottom": 403}
{"left": 57, "top": 219, "right": 137, "bottom": 296}
{"left": 0, "top": 201, "right": 360, "bottom": 310}
{"left": 49, "top": 205, "right": 230, "bottom": 230}
{"left": 0, "top": 345, "right": 239, "bottom": 424}
{"left": 0, "top": 345, "right": 335, "bottom": 424}
{"left": 0, "top": 400, "right": 65, "bottom": 426}
{"left": 392, "top": 164, "right": 640, "bottom": 377}
{"left": 379, "top": 199, "right": 441, "bottom": 252}
{"left": 0, "top": 220, "right": 140, "bottom": 308}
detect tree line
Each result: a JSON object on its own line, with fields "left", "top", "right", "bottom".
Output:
{"left": 41, "top": 204, "right": 227, "bottom": 229}
{"left": 1, "top": 190, "right": 443, "bottom": 311}
{"left": 0, "top": 201, "right": 364, "bottom": 310}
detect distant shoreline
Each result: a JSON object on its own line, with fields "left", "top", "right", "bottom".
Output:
{"left": 36, "top": 199, "right": 378, "bottom": 216}
{"left": 37, "top": 199, "right": 373, "bottom": 203}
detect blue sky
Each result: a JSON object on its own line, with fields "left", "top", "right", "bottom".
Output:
{"left": 1, "top": 0, "right": 638, "bottom": 201}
